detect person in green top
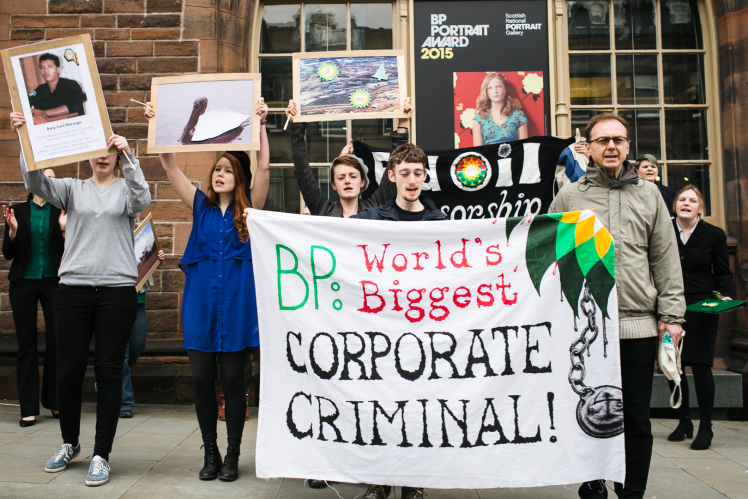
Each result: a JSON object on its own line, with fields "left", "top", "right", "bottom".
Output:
{"left": 2, "top": 169, "right": 66, "bottom": 427}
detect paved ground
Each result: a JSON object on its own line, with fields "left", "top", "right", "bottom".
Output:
{"left": 0, "top": 402, "right": 746, "bottom": 498}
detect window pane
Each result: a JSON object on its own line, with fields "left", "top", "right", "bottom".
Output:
{"left": 264, "top": 167, "right": 337, "bottom": 214}
{"left": 568, "top": 1, "right": 610, "bottom": 50}
{"left": 351, "top": 4, "right": 393, "bottom": 50}
{"left": 663, "top": 54, "right": 705, "bottom": 104}
{"left": 266, "top": 113, "right": 292, "bottom": 164}
{"left": 661, "top": 0, "right": 703, "bottom": 49}
{"left": 570, "top": 54, "right": 612, "bottom": 105}
{"left": 618, "top": 109, "right": 661, "bottom": 159}
{"left": 351, "top": 119, "right": 393, "bottom": 149}
{"left": 305, "top": 120, "right": 348, "bottom": 163}
{"left": 260, "top": 4, "right": 301, "bottom": 53}
{"left": 614, "top": 0, "right": 657, "bottom": 49}
{"left": 305, "top": 4, "right": 347, "bottom": 52}
{"left": 616, "top": 54, "right": 658, "bottom": 105}
{"left": 667, "top": 164, "right": 711, "bottom": 215}
{"left": 260, "top": 58, "right": 293, "bottom": 109}
{"left": 665, "top": 109, "right": 708, "bottom": 160}
{"left": 571, "top": 108, "right": 613, "bottom": 139}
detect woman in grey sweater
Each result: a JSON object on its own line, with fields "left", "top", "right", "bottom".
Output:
{"left": 10, "top": 112, "right": 151, "bottom": 487}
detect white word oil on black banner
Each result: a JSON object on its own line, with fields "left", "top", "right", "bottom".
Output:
{"left": 249, "top": 209, "right": 624, "bottom": 488}
{"left": 354, "top": 136, "right": 573, "bottom": 219}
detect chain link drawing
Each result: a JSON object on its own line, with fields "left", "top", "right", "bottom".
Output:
{"left": 569, "top": 283, "right": 624, "bottom": 439}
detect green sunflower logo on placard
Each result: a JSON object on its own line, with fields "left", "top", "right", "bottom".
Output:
{"left": 317, "top": 62, "right": 339, "bottom": 81}
{"left": 450, "top": 152, "right": 492, "bottom": 191}
{"left": 507, "top": 210, "right": 616, "bottom": 317}
{"left": 349, "top": 89, "right": 372, "bottom": 108}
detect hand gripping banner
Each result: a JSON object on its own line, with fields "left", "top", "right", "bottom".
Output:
{"left": 248, "top": 210, "right": 624, "bottom": 489}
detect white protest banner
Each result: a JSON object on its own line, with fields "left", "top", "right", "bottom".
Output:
{"left": 248, "top": 209, "right": 624, "bottom": 489}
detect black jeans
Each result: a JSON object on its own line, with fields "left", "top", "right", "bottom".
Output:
{"left": 189, "top": 349, "right": 248, "bottom": 448}
{"left": 9, "top": 277, "right": 58, "bottom": 417}
{"left": 55, "top": 285, "right": 137, "bottom": 461}
{"left": 579, "top": 336, "right": 658, "bottom": 499}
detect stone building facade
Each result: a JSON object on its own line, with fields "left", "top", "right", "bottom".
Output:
{"left": 0, "top": 0, "right": 746, "bottom": 414}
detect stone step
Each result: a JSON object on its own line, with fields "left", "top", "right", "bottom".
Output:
{"left": 651, "top": 370, "right": 743, "bottom": 408}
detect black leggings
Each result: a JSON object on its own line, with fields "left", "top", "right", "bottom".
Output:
{"left": 55, "top": 285, "right": 137, "bottom": 462}
{"left": 671, "top": 363, "right": 715, "bottom": 426}
{"left": 189, "top": 349, "right": 248, "bottom": 447}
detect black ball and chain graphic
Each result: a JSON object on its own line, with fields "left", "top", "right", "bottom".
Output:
{"left": 569, "top": 283, "right": 624, "bottom": 439}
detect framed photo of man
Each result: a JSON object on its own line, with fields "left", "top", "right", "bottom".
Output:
{"left": 147, "top": 73, "right": 262, "bottom": 153}
{"left": 292, "top": 50, "right": 409, "bottom": 123}
{"left": 133, "top": 213, "right": 161, "bottom": 292}
{"left": 1, "top": 35, "right": 114, "bottom": 171}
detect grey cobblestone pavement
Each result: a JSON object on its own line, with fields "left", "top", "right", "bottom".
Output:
{"left": 0, "top": 403, "right": 746, "bottom": 498}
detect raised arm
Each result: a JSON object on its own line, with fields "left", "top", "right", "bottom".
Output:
{"left": 145, "top": 103, "right": 197, "bottom": 211}
{"left": 365, "top": 98, "right": 413, "bottom": 206}
{"left": 11, "top": 112, "right": 73, "bottom": 210}
{"left": 250, "top": 98, "right": 270, "bottom": 210}
{"left": 108, "top": 133, "right": 151, "bottom": 216}
{"left": 286, "top": 100, "right": 334, "bottom": 215}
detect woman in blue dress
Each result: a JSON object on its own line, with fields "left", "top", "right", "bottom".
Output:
{"left": 145, "top": 100, "right": 270, "bottom": 482}
{"left": 471, "top": 72, "right": 528, "bottom": 146}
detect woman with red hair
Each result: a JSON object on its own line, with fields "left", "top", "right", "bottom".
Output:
{"left": 471, "top": 72, "right": 528, "bottom": 146}
{"left": 145, "top": 99, "right": 269, "bottom": 482}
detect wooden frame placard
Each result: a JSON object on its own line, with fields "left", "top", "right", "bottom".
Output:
{"left": 133, "top": 213, "right": 161, "bottom": 292}
{"left": 1, "top": 35, "right": 114, "bottom": 171}
{"left": 292, "top": 50, "right": 409, "bottom": 123}
{"left": 147, "top": 73, "right": 262, "bottom": 154}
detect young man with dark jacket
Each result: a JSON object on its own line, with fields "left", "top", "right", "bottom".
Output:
{"left": 352, "top": 143, "right": 445, "bottom": 223}
{"left": 352, "top": 142, "right": 444, "bottom": 499}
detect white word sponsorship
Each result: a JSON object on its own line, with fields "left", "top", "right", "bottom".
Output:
{"left": 249, "top": 210, "right": 625, "bottom": 489}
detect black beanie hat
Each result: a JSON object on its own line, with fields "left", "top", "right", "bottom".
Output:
{"left": 225, "top": 151, "right": 252, "bottom": 186}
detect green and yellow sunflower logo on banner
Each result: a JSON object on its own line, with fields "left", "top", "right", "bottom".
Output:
{"left": 508, "top": 211, "right": 616, "bottom": 317}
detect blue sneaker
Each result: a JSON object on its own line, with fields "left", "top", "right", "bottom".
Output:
{"left": 85, "top": 455, "right": 110, "bottom": 486}
{"left": 45, "top": 443, "right": 81, "bottom": 472}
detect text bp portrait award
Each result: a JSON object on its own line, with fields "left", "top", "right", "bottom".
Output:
{"left": 1, "top": 35, "right": 113, "bottom": 171}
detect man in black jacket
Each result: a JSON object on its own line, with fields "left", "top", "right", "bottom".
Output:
{"left": 352, "top": 142, "right": 443, "bottom": 499}
{"left": 28, "top": 53, "right": 86, "bottom": 122}
{"left": 352, "top": 143, "right": 445, "bottom": 223}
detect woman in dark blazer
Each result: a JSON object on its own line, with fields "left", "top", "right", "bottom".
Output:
{"left": 2, "top": 169, "right": 65, "bottom": 427}
{"left": 668, "top": 185, "right": 734, "bottom": 450}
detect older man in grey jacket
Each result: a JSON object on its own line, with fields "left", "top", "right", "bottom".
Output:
{"left": 549, "top": 113, "right": 685, "bottom": 499}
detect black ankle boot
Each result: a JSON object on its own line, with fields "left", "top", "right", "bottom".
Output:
{"left": 691, "top": 423, "right": 713, "bottom": 450}
{"left": 218, "top": 445, "right": 240, "bottom": 481}
{"left": 668, "top": 418, "right": 694, "bottom": 441}
{"left": 198, "top": 442, "right": 222, "bottom": 480}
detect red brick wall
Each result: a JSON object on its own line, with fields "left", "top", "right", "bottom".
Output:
{"left": 0, "top": 0, "right": 254, "bottom": 355}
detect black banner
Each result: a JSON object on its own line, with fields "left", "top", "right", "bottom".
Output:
{"left": 355, "top": 137, "right": 573, "bottom": 219}
{"left": 413, "top": 0, "right": 551, "bottom": 150}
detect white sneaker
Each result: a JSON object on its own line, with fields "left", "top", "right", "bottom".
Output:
{"left": 85, "top": 455, "right": 110, "bottom": 486}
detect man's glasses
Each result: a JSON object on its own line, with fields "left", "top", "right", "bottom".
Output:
{"left": 589, "top": 136, "right": 630, "bottom": 146}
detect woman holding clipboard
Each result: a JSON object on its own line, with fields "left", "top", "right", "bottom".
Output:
{"left": 668, "top": 185, "right": 734, "bottom": 450}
